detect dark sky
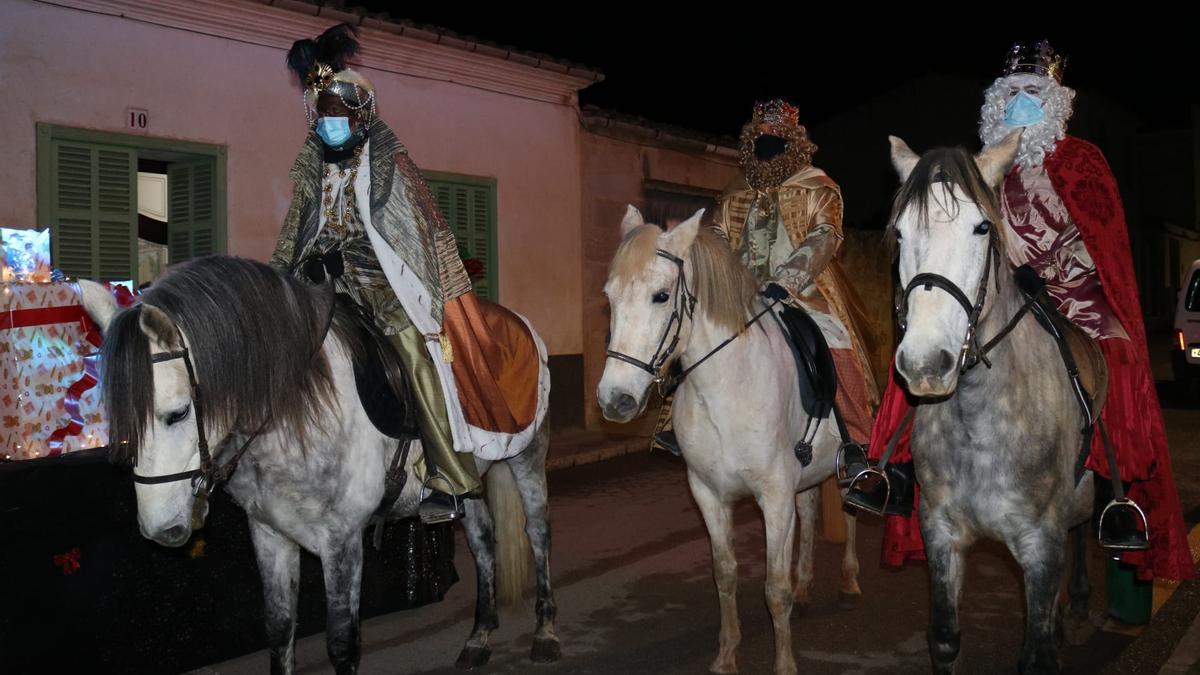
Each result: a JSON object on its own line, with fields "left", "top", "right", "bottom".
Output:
{"left": 342, "top": 7, "right": 1200, "bottom": 138}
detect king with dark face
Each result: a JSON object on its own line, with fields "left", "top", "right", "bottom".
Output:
{"left": 737, "top": 99, "right": 817, "bottom": 195}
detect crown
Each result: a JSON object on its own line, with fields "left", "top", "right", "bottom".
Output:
{"left": 1003, "top": 39, "right": 1067, "bottom": 84}
{"left": 752, "top": 99, "right": 800, "bottom": 129}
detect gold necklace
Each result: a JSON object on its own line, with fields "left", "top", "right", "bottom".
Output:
{"left": 321, "top": 143, "right": 364, "bottom": 234}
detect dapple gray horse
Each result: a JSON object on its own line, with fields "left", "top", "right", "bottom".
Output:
{"left": 80, "top": 256, "right": 558, "bottom": 674}
{"left": 886, "top": 132, "right": 1098, "bottom": 674}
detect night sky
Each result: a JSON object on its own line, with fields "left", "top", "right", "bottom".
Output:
{"left": 343, "top": 8, "right": 1200, "bottom": 139}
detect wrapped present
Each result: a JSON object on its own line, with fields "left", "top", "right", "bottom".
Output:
{"left": 0, "top": 282, "right": 110, "bottom": 460}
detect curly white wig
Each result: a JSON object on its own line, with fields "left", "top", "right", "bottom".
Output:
{"left": 979, "top": 73, "right": 1075, "bottom": 169}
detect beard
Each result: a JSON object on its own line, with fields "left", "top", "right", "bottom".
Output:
{"left": 979, "top": 75, "right": 1075, "bottom": 169}
{"left": 739, "top": 123, "right": 816, "bottom": 192}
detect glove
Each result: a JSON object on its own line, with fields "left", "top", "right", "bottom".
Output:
{"left": 761, "top": 282, "right": 789, "bottom": 301}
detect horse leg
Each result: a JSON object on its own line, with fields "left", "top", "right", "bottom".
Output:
{"left": 923, "top": 513, "right": 967, "bottom": 675}
{"left": 839, "top": 510, "right": 862, "bottom": 605}
{"left": 792, "top": 488, "right": 818, "bottom": 612}
{"left": 507, "top": 435, "right": 561, "bottom": 663}
{"left": 248, "top": 519, "right": 301, "bottom": 675}
{"left": 1010, "top": 530, "right": 1066, "bottom": 674}
{"left": 689, "top": 475, "right": 741, "bottom": 674}
{"left": 760, "top": 487, "right": 799, "bottom": 675}
{"left": 456, "top": 495, "right": 499, "bottom": 670}
{"left": 320, "top": 532, "right": 364, "bottom": 675}
{"left": 1062, "top": 523, "right": 1093, "bottom": 645}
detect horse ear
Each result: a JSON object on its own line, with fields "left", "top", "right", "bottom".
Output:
{"left": 661, "top": 208, "right": 704, "bottom": 257}
{"left": 620, "top": 205, "right": 645, "bottom": 238}
{"left": 976, "top": 129, "right": 1022, "bottom": 187}
{"left": 78, "top": 280, "right": 119, "bottom": 332}
{"left": 889, "top": 136, "right": 920, "bottom": 182}
{"left": 138, "top": 305, "right": 181, "bottom": 349}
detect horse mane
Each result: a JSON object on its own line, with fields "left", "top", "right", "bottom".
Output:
{"left": 689, "top": 227, "right": 758, "bottom": 334}
{"left": 101, "top": 256, "right": 362, "bottom": 463}
{"left": 610, "top": 224, "right": 757, "bottom": 335}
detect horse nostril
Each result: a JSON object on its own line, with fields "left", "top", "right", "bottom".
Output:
{"left": 935, "top": 348, "right": 956, "bottom": 375}
{"left": 616, "top": 393, "right": 637, "bottom": 415}
{"left": 897, "top": 348, "right": 957, "bottom": 383}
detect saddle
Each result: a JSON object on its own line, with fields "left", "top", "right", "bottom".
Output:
{"left": 773, "top": 303, "right": 855, "bottom": 468}
{"left": 776, "top": 305, "right": 839, "bottom": 420}
{"left": 338, "top": 294, "right": 419, "bottom": 440}
{"left": 337, "top": 295, "right": 420, "bottom": 548}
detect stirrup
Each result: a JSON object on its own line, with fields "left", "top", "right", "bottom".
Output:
{"left": 844, "top": 466, "right": 891, "bottom": 516}
{"left": 836, "top": 443, "right": 869, "bottom": 486}
{"left": 418, "top": 481, "right": 465, "bottom": 525}
{"left": 652, "top": 430, "right": 682, "bottom": 457}
{"left": 419, "top": 493, "right": 464, "bottom": 525}
{"left": 1098, "top": 498, "right": 1150, "bottom": 552}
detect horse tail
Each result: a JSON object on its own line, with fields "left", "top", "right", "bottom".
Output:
{"left": 487, "top": 460, "right": 531, "bottom": 606}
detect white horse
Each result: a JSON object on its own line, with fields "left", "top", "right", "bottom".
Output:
{"left": 597, "top": 207, "right": 861, "bottom": 675}
{"left": 80, "top": 256, "right": 559, "bottom": 674}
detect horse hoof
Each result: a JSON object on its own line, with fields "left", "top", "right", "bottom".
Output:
{"left": 455, "top": 646, "right": 492, "bottom": 670}
{"left": 837, "top": 590, "right": 861, "bottom": 610}
{"left": 530, "top": 637, "right": 562, "bottom": 663}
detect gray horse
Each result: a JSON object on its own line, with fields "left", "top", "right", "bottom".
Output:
{"left": 80, "top": 256, "right": 559, "bottom": 674}
{"left": 886, "top": 133, "right": 1099, "bottom": 674}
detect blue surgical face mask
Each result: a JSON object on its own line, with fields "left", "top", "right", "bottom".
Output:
{"left": 316, "top": 116, "right": 353, "bottom": 148}
{"left": 1004, "top": 92, "right": 1046, "bottom": 127}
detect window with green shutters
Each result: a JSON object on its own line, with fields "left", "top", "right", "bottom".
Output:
{"left": 47, "top": 140, "right": 137, "bottom": 282}
{"left": 36, "top": 124, "right": 226, "bottom": 285}
{"left": 167, "top": 160, "right": 217, "bottom": 263}
{"left": 425, "top": 174, "right": 498, "bottom": 301}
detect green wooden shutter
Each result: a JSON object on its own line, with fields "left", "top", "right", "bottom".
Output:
{"left": 426, "top": 177, "right": 497, "bottom": 301}
{"left": 167, "top": 159, "right": 217, "bottom": 264}
{"left": 49, "top": 141, "right": 137, "bottom": 282}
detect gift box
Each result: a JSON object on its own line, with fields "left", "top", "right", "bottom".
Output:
{"left": 0, "top": 282, "right": 108, "bottom": 460}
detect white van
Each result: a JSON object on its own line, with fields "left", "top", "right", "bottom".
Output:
{"left": 1173, "top": 258, "right": 1200, "bottom": 394}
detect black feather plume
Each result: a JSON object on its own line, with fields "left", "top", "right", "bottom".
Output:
{"left": 315, "top": 23, "right": 359, "bottom": 72}
{"left": 286, "top": 38, "right": 319, "bottom": 86}
{"left": 285, "top": 23, "right": 359, "bottom": 86}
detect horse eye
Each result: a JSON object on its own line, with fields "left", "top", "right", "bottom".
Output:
{"left": 652, "top": 291, "right": 670, "bottom": 304}
{"left": 165, "top": 405, "right": 191, "bottom": 426}
{"left": 974, "top": 220, "right": 991, "bottom": 235}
